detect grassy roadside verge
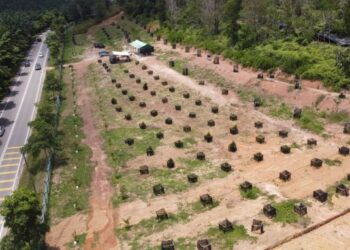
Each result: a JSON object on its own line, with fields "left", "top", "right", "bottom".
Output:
{"left": 48, "top": 67, "right": 93, "bottom": 221}
{"left": 19, "top": 67, "right": 93, "bottom": 224}
{"left": 19, "top": 69, "right": 56, "bottom": 193}
{"left": 20, "top": 32, "right": 94, "bottom": 225}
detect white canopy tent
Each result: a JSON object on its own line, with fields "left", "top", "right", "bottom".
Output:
{"left": 112, "top": 51, "right": 131, "bottom": 57}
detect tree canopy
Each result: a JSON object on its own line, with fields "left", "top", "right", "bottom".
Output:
{"left": 0, "top": 189, "right": 43, "bottom": 249}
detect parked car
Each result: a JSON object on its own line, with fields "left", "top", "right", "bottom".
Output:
{"left": 93, "top": 42, "right": 105, "bottom": 49}
{"left": 109, "top": 55, "right": 119, "bottom": 64}
{"left": 24, "top": 60, "right": 30, "bottom": 67}
{"left": 36, "top": 37, "right": 42, "bottom": 42}
{"left": 99, "top": 51, "right": 109, "bottom": 57}
{"left": 0, "top": 126, "right": 5, "bottom": 137}
{"left": 35, "top": 63, "right": 41, "bottom": 70}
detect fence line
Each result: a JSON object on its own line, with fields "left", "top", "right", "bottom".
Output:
{"left": 38, "top": 30, "right": 65, "bottom": 248}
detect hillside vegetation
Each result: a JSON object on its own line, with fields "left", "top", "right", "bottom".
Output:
{"left": 120, "top": 0, "right": 350, "bottom": 90}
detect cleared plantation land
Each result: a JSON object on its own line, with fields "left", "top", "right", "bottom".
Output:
{"left": 45, "top": 15, "right": 350, "bottom": 249}
{"left": 156, "top": 50, "right": 350, "bottom": 136}
{"left": 83, "top": 22, "right": 350, "bottom": 247}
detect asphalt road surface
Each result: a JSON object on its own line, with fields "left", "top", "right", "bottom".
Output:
{"left": 0, "top": 33, "right": 49, "bottom": 237}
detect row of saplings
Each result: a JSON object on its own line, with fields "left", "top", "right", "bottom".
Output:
{"left": 158, "top": 170, "right": 350, "bottom": 250}
{"left": 108, "top": 19, "right": 350, "bottom": 249}
{"left": 109, "top": 20, "right": 350, "bottom": 249}
{"left": 105, "top": 58, "right": 350, "bottom": 198}
{"left": 111, "top": 86, "right": 350, "bottom": 174}
{"left": 164, "top": 36, "right": 350, "bottom": 101}
{"left": 103, "top": 50, "right": 350, "bottom": 219}
{"left": 166, "top": 39, "right": 350, "bottom": 136}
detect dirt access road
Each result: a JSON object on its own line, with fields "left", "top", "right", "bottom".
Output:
{"left": 46, "top": 13, "right": 122, "bottom": 250}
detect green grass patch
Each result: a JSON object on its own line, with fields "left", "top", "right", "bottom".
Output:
{"left": 315, "top": 95, "right": 326, "bottom": 107}
{"left": 189, "top": 65, "right": 232, "bottom": 88}
{"left": 232, "top": 40, "right": 350, "bottom": 90}
{"left": 157, "top": 51, "right": 179, "bottom": 61}
{"left": 49, "top": 126, "right": 93, "bottom": 218}
{"left": 103, "top": 127, "right": 162, "bottom": 167}
{"left": 118, "top": 19, "right": 153, "bottom": 43}
{"left": 170, "top": 238, "right": 196, "bottom": 250}
{"left": 240, "top": 186, "right": 262, "bottom": 200}
{"left": 116, "top": 200, "right": 219, "bottom": 249}
{"left": 136, "top": 237, "right": 196, "bottom": 250}
{"left": 157, "top": 52, "right": 233, "bottom": 88}
{"left": 206, "top": 224, "right": 255, "bottom": 249}
{"left": 177, "top": 158, "right": 207, "bottom": 169}
{"left": 293, "top": 108, "right": 348, "bottom": 134}
{"left": 324, "top": 158, "right": 342, "bottom": 166}
{"left": 182, "top": 137, "right": 197, "bottom": 148}
{"left": 322, "top": 111, "right": 350, "bottom": 123}
{"left": 49, "top": 70, "right": 93, "bottom": 220}
{"left": 116, "top": 209, "right": 191, "bottom": 241}
{"left": 327, "top": 177, "right": 350, "bottom": 201}
{"left": 112, "top": 156, "right": 225, "bottom": 206}
{"left": 296, "top": 108, "right": 324, "bottom": 134}
{"left": 67, "top": 233, "right": 87, "bottom": 249}
{"left": 63, "top": 26, "right": 90, "bottom": 63}
{"left": 94, "top": 26, "right": 124, "bottom": 50}
{"left": 191, "top": 200, "right": 219, "bottom": 213}
{"left": 236, "top": 88, "right": 268, "bottom": 107}
{"left": 73, "top": 19, "right": 97, "bottom": 34}
{"left": 269, "top": 103, "right": 293, "bottom": 119}
{"left": 291, "top": 142, "right": 301, "bottom": 149}
{"left": 273, "top": 200, "right": 301, "bottom": 224}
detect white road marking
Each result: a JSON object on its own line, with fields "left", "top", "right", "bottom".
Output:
{"left": 1, "top": 157, "right": 21, "bottom": 161}
{"left": 0, "top": 35, "right": 48, "bottom": 238}
{"left": 0, "top": 163, "right": 18, "bottom": 168}
{"left": 0, "top": 171, "right": 16, "bottom": 176}
{"left": 7, "top": 146, "right": 22, "bottom": 149}
{"left": 0, "top": 179, "right": 13, "bottom": 184}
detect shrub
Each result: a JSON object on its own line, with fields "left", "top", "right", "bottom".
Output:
{"left": 233, "top": 40, "right": 350, "bottom": 90}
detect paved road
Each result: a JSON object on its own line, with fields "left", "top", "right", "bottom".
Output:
{"left": 0, "top": 33, "right": 49, "bottom": 237}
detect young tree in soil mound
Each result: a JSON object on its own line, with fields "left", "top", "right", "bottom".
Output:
{"left": 0, "top": 189, "right": 45, "bottom": 250}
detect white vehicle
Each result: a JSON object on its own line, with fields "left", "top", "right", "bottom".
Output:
{"left": 0, "top": 126, "right": 5, "bottom": 137}
{"left": 39, "top": 52, "right": 44, "bottom": 58}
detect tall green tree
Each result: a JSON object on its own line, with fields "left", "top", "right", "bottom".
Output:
{"left": 0, "top": 189, "right": 43, "bottom": 249}
{"left": 345, "top": 0, "right": 350, "bottom": 35}
{"left": 200, "top": 0, "right": 225, "bottom": 34}
{"left": 224, "top": 0, "right": 242, "bottom": 44}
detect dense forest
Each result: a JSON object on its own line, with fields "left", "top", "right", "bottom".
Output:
{"left": 0, "top": 0, "right": 112, "bottom": 99}
{"left": 119, "top": 0, "right": 350, "bottom": 90}
{"left": 0, "top": 11, "right": 50, "bottom": 98}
